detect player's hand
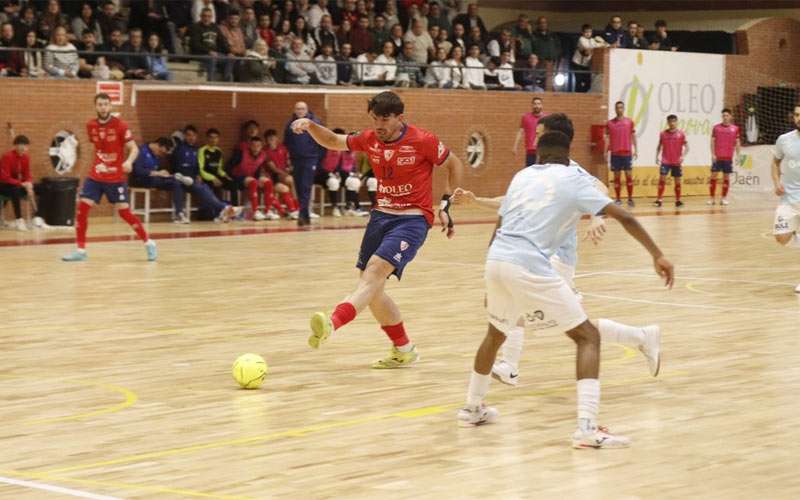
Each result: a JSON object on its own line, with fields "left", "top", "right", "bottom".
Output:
{"left": 679, "top": 156, "right": 684, "bottom": 164}
{"left": 291, "top": 118, "right": 312, "bottom": 134}
{"left": 450, "top": 187, "right": 476, "bottom": 205}
{"left": 122, "top": 161, "right": 133, "bottom": 173}
{"left": 655, "top": 158, "right": 660, "bottom": 166}
{"left": 583, "top": 216, "right": 607, "bottom": 245}
{"left": 212, "top": 178, "right": 222, "bottom": 187}
{"left": 775, "top": 182, "right": 785, "bottom": 196}
{"left": 633, "top": 151, "right": 638, "bottom": 160}
{"left": 654, "top": 256, "right": 674, "bottom": 289}
{"left": 438, "top": 208, "right": 455, "bottom": 239}
{"left": 711, "top": 155, "right": 716, "bottom": 163}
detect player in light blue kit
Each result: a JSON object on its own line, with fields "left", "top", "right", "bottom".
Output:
{"left": 457, "top": 131, "right": 674, "bottom": 449}
{"left": 772, "top": 105, "right": 800, "bottom": 293}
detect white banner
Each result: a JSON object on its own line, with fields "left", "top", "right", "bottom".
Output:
{"left": 732, "top": 145, "right": 774, "bottom": 193}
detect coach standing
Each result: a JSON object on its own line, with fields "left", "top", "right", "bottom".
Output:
{"left": 284, "top": 101, "right": 325, "bottom": 226}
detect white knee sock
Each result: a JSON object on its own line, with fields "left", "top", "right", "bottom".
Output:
{"left": 500, "top": 326, "right": 524, "bottom": 371}
{"left": 598, "top": 318, "right": 644, "bottom": 347}
{"left": 577, "top": 378, "right": 600, "bottom": 430}
{"left": 466, "top": 370, "right": 491, "bottom": 408}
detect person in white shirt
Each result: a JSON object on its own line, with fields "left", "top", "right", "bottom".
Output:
{"left": 771, "top": 105, "right": 800, "bottom": 293}
{"left": 424, "top": 46, "right": 453, "bottom": 88}
{"left": 571, "top": 24, "right": 607, "bottom": 93}
{"left": 192, "top": 0, "right": 215, "bottom": 23}
{"left": 285, "top": 38, "right": 318, "bottom": 84}
{"left": 374, "top": 40, "right": 397, "bottom": 85}
{"left": 314, "top": 44, "right": 338, "bottom": 85}
{"left": 486, "top": 29, "right": 515, "bottom": 63}
{"left": 43, "top": 26, "right": 79, "bottom": 78}
{"left": 463, "top": 44, "right": 486, "bottom": 89}
{"left": 497, "top": 50, "right": 518, "bottom": 90}
{"left": 307, "top": 0, "right": 331, "bottom": 29}
{"left": 354, "top": 49, "right": 382, "bottom": 84}
{"left": 402, "top": 18, "right": 434, "bottom": 64}
{"left": 446, "top": 45, "right": 466, "bottom": 88}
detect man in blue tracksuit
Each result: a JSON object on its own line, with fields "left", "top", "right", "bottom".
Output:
{"left": 131, "top": 136, "right": 188, "bottom": 222}
{"left": 284, "top": 101, "right": 326, "bottom": 226}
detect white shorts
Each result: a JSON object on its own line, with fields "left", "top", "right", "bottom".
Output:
{"left": 550, "top": 254, "right": 576, "bottom": 289}
{"left": 485, "top": 260, "right": 588, "bottom": 335}
{"left": 773, "top": 203, "right": 800, "bottom": 235}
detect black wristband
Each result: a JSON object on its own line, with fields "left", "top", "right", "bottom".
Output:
{"left": 440, "top": 194, "right": 454, "bottom": 228}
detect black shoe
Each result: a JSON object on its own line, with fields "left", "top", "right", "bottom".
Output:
{"left": 627, "top": 199, "right": 635, "bottom": 207}
{"left": 297, "top": 216, "right": 311, "bottom": 227}
{"left": 654, "top": 200, "right": 663, "bottom": 207}
{"left": 675, "top": 201, "right": 684, "bottom": 208}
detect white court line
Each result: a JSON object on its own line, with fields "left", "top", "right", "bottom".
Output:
{"left": 0, "top": 476, "right": 121, "bottom": 500}
{"left": 580, "top": 292, "right": 799, "bottom": 315}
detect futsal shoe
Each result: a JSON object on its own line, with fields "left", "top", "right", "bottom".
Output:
{"left": 371, "top": 345, "right": 419, "bottom": 368}
{"left": 62, "top": 249, "right": 87, "bottom": 262}
{"left": 675, "top": 201, "right": 684, "bottom": 208}
{"left": 707, "top": 199, "right": 716, "bottom": 205}
{"left": 571, "top": 426, "right": 630, "bottom": 449}
{"left": 614, "top": 199, "right": 623, "bottom": 206}
{"left": 309, "top": 212, "right": 321, "bottom": 219}
{"left": 253, "top": 210, "right": 267, "bottom": 221}
{"left": 794, "top": 283, "right": 800, "bottom": 294}
{"left": 145, "top": 241, "right": 158, "bottom": 262}
{"left": 174, "top": 173, "right": 194, "bottom": 187}
{"left": 491, "top": 360, "right": 519, "bottom": 386}
{"left": 639, "top": 325, "right": 661, "bottom": 376}
{"left": 457, "top": 404, "right": 499, "bottom": 427}
{"left": 174, "top": 211, "right": 190, "bottom": 224}
{"left": 627, "top": 199, "right": 635, "bottom": 208}
{"left": 720, "top": 198, "right": 730, "bottom": 206}
{"left": 14, "top": 218, "right": 28, "bottom": 231}
{"left": 288, "top": 210, "right": 299, "bottom": 220}
{"left": 654, "top": 200, "right": 663, "bottom": 207}
{"left": 332, "top": 207, "right": 342, "bottom": 217}
{"left": 309, "top": 311, "right": 333, "bottom": 349}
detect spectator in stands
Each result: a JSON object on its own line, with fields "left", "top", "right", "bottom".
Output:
{"left": 497, "top": 50, "right": 518, "bottom": 90}
{"left": 356, "top": 0, "right": 373, "bottom": 25}
{"left": 389, "top": 22, "right": 403, "bottom": 54}
{"left": 446, "top": 44, "right": 465, "bottom": 88}
{"left": 257, "top": 13, "right": 274, "bottom": 46}
{"left": 264, "top": 128, "right": 300, "bottom": 218}
{"left": 483, "top": 57, "right": 499, "bottom": 89}
{"left": 20, "top": 30, "right": 44, "bottom": 78}
{"left": 0, "top": 22, "right": 21, "bottom": 77}
{"left": 405, "top": 3, "right": 427, "bottom": 32}
{"left": 238, "top": 38, "right": 275, "bottom": 83}
{"left": 43, "top": 26, "right": 78, "bottom": 78}
{"left": 192, "top": 0, "right": 215, "bottom": 24}
{"left": 649, "top": 19, "right": 678, "bottom": 51}
{"left": 403, "top": 18, "right": 434, "bottom": 64}
{"left": 131, "top": 136, "right": 191, "bottom": 223}
{"left": 71, "top": 2, "right": 103, "bottom": 46}
{"left": 97, "top": 1, "right": 123, "bottom": 43}
{"left": 354, "top": 46, "right": 379, "bottom": 84}
{"left": 602, "top": 15, "right": 625, "bottom": 47}
{"left": 572, "top": 24, "right": 605, "bottom": 93}
{"left": 532, "top": 16, "right": 561, "bottom": 65}
{"left": 0, "top": 134, "right": 33, "bottom": 231}
{"left": 269, "top": 33, "right": 288, "bottom": 83}
{"left": 381, "top": 0, "right": 399, "bottom": 29}
{"left": 146, "top": 33, "right": 171, "bottom": 80}
{"left": 293, "top": 15, "right": 317, "bottom": 55}
{"left": 103, "top": 28, "right": 128, "bottom": 80}
{"left": 314, "top": 43, "right": 337, "bottom": 85}
{"left": 284, "top": 101, "right": 325, "bottom": 225}
{"left": 488, "top": 28, "right": 514, "bottom": 62}
{"left": 341, "top": 0, "right": 358, "bottom": 26}
{"left": 77, "top": 29, "right": 108, "bottom": 79}
{"left": 517, "top": 53, "right": 544, "bottom": 92}
{"left": 314, "top": 14, "right": 338, "bottom": 54}
{"left": 512, "top": 14, "right": 533, "bottom": 58}
{"left": 199, "top": 128, "right": 238, "bottom": 205}
{"left": 452, "top": 3, "right": 486, "bottom": 40}
{"left": 374, "top": 39, "right": 397, "bottom": 85}
{"left": 463, "top": 43, "right": 485, "bottom": 89}
{"left": 621, "top": 21, "right": 643, "bottom": 49}
{"left": 337, "top": 41, "right": 354, "bottom": 85}
{"left": 220, "top": 10, "right": 247, "bottom": 64}
{"left": 166, "top": 1, "right": 193, "bottom": 52}
{"left": 41, "top": 0, "right": 70, "bottom": 41}
{"left": 424, "top": 45, "right": 452, "bottom": 88}
{"left": 123, "top": 28, "right": 151, "bottom": 79}
{"left": 636, "top": 24, "right": 647, "bottom": 47}
{"left": 128, "top": 0, "right": 174, "bottom": 54}
{"left": 285, "top": 37, "right": 319, "bottom": 84}
{"left": 241, "top": 7, "right": 258, "bottom": 48}
{"left": 427, "top": 1, "right": 450, "bottom": 31}
{"left": 436, "top": 27, "right": 451, "bottom": 56}
{"left": 350, "top": 15, "right": 372, "bottom": 56}
{"left": 336, "top": 18, "right": 353, "bottom": 49}
{"left": 12, "top": 7, "right": 35, "bottom": 46}
{"left": 428, "top": 24, "right": 440, "bottom": 50}
{"left": 371, "top": 14, "right": 390, "bottom": 53}
{"left": 282, "top": 0, "right": 299, "bottom": 26}
{"left": 307, "top": 0, "right": 330, "bottom": 30}
{"left": 255, "top": 1, "right": 275, "bottom": 22}
{"left": 451, "top": 23, "right": 466, "bottom": 53}
{"left": 466, "top": 25, "right": 485, "bottom": 60}
{"left": 395, "top": 41, "right": 423, "bottom": 87}
{"left": 269, "top": 9, "right": 282, "bottom": 31}
{"left": 190, "top": 7, "right": 233, "bottom": 81}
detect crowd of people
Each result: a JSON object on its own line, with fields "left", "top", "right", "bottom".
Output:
{"left": 0, "top": 1, "right": 680, "bottom": 91}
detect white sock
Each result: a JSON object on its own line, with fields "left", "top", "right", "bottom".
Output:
{"left": 76, "top": 248, "right": 86, "bottom": 254}
{"left": 598, "top": 318, "right": 644, "bottom": 347}
{"left": 466, "top": 370, "right": 491, "bottom": 408}
{"left": 396, "top": 343, "right": 413, "bottom": 353}
{"left": 500, "top": 326, "right": 524, "bottom": 371}
{"left": 145, "top": 239, "right": 155, "bottom": 246}
{"left": 577, "top": 378, "right": 600, "bottom": 430}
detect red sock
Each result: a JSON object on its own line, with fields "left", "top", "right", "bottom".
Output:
{"left": 76, "top": 200, "right": 91, "bottom": 249}
{"left": 261, "top": 178, "right": 274, "bottom": 211}
{"left": 710, "top": 178, "right": 717, "bottom": 197}
{"left": 722, "top": 177, "right": 730, "bottom": 198}
{"left": 625, "top": 176, "right": 634, "bottom": 198}
{"left": 381, "top": 322, "right": 410, "bottom": 347}
{"left": 657, "top": 178, "right": 666, "bottom": 199}
{"left": 248, "top": 181, "right": 259, "bottom": 213}
{"left": 118, "top": 207, "right": 148, "bottom": 242}
{"left": 271, "top": 197, "right": 285, "bottom": 216}
{"left": 331, "top": 302, "right": 356, "bottom": 330}
{"left": 613, "top": 177, "right": 621, "bottom": 200}
{"left": 674, "top": 180, "right": 682, "bottom": 201}
{"left": 281, "top": 192, "right": 298, "bottom": 212}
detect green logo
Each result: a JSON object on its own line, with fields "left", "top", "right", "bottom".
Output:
{"left": 620, "top": 76, "right": 653, "bottom": 137}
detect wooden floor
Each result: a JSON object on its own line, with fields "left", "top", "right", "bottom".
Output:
{"left": 1, "top": 194, "right": 799, "bottom": 499}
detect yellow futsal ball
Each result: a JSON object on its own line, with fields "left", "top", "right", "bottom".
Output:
{"left": 232, "top": 353, "right": 268, "bottom": 389}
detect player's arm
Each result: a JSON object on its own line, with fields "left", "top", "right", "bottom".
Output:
{"left": 512, "top": 128, "right": 523, "bottom": 156}
{"left": 198, "top": 148, "right": 216, "bottom": 181}
{"left": 631, "top": 126, "right": 638, "bottom": 159}
{"left": 290, "top": 119, "right": 348, "bottom": 151}
{"left": 735, "top": 135, "right": 742, "bottom": 161}
{"left": 451, "top": 188, "right": 503, "bottom": 210}
{"left": 772, "top": 156, "right": 784, "bottom": 196}
{"left": 654, "top": 136, "right": 662, "bottom": 165}
{"left": 681, "top": 139, "right": 689, "bottom": 163}
{"left": 438, "top": 152, "right": 464, "bottom": 239}
{"left": 584, "top": 178, "right": 609, "bottom": 245}
{"left": 122, "top": 139, "right": 138, "bottom": 173}
{"left": 489, "top": 216, "right": 502, "bottom": 247}
{"left": 601, "top": 203, "right": 674, "bottom": 288}
{"left": 709, "top": 133, "right": 716, "bottom": 162}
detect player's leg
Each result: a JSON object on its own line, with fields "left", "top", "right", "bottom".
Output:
{"left": 276, "top": 174, "right": 299, "bottom": 216}
{"left": 709, "top": 164, "right": 719, "bottom": 205}
{"left": 673, "top": 167, "right": 683, "bottom": 207}
{"left": 112, "top": 184, "right": 157, "bottom": 261}
{"left": 612, "top": 167, "right": 622, "bottom": 204}
{"left": 721, "top": 165, "right": 732, "bottom": 205}
{"left": 624, "top": 162, "right": 634, "bottom": 206}
{"left": 367, "top": 290, "right": 420, "bottom": 368}
{"left": 655, "top": 168, "right": 667, "bottom": 207}
{"left": 0, "top": 183, "right": 26, "bottom": 229}
{"left": 364, "top": 170, "right": 378, "bottom": 209}
{"left": 63, "top": 178, "right": 103, "bottom": 261}
{"left": 327, "top": 171, "right": 342, "bottom": 217}
{"left": 152, "top": 176, "right": 187, "bottom": 223}
{"left": 243, "top": 176, "right": 265, "bottom": 220}
{"left": 773, "top": 204, "right": 800, "bottom": 292}
{"left": 492, "top": 326, "right": 522, "bottom": 386}
{"left": 257, "top": 176, "right": 280, "bottom": 220}
{"left": 593, "top": 318, "right": 660, "bottom": 376}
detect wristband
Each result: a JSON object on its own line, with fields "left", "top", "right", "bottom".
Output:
{"left": 440, "top": 194, "right": 454, "bottom": 228}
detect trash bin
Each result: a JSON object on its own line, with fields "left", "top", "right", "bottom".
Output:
{"left": 36, "top": 177, "right": 79, "bottom": 226}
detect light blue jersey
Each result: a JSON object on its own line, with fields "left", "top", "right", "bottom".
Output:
{"left": 776, "top": 130, "right": 800, "bottom": 205}
{"left": 553, "top": 160, "right": 592, "bottom": 267}
{"left": 489, "top": 163, "right": 612, "bottom": 277}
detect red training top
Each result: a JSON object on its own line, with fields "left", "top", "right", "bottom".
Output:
{"left": 606, "top": 117, "right": 635, "bottom": 156}
{"left": 712, "top": 123, "right": 740, "bottom": 161}
{"left": 0, "top": 150, "right": 31, "bottom": 185}
{"left": 86, "top": 116, "right": 133, "bottom": 183}
{"left": 659, "top": 129, "right": 687, "bottom": 165}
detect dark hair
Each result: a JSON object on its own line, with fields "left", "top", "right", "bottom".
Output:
{"left": 615, "top": 100, "right": 624, "bottom": 107}
{"left": 201, "top": 7, "right": 213, "bottom": 15}
{"left": 722, "top": 108, "right": 732, "bottom": 114}
{"left": 155, "top": 136, "right": 173, "bottom": 149}
{"left": 539, "top": 113, "right": 575, "bottom": 142}
{"left": 206, "top": 128, "right": 220, "bottom": 136}
{"left": 265, "top": 128, "right": 278, "bottom": 138}
{"left": 249, "top": 135, "right": 264, "bottom": 142}
{"left": 243, "top": 120, "right": 260, "bottom": 129}
{"left": 332, "top": 128, "right": 346, "bottom": 134}
{"left": 184, "top": 124, "right": 198, "bottom": 133}
{"left": 667, "top": 114, "right": 678, "bottom": 121}
{"left": 13, "top": 135, "right": 30, "bottom": 145}
{"left": 81, "top": 28, "right": 94, "bottom": 36}
{"left": 532, "top": 96, "right": 543, "bottom": 103}
{"left": 228, "top": 8, "right": 241, "bottom": 17}
{"left": 581, "top": 24, "right": 592, "bottom": 32}
{"left": 655, "top": 19, "right": 667, "bottom": 28}
{"left": 537, "top": 131, "right": 571, "bottom": 157}
{"left": 94, "top": 92, "right": 111, "bottom": 102}
{"left": 367, "top": 91, "right": 404, "bottom": 117}
{"left": 628, "top": 20, "right": 638, "bottom": 27}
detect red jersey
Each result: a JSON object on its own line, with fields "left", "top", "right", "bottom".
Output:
{"left": 347, "top": 124, "right": 450, "bottom": 225}
{"left": 521, "top": 112, "right": 547, "bottom": 153}
{"left": 659, "top": 129, "right": 687, "bottom": 165}
{"left": 234, "top": 148, "right": 267, "bottom": 178}
{"left": 321, "top": 149, "right": 342, "bottom": 173}
{"left": 86, "top": 116, "right": 133, "bottom": 183}
{"left": 606, "top": 117, "right": 635, "bottom": 155}
{"left": 712, "top": 123, "right": 739, "bottom": 160}
{"left": 0, "top": 150, "right": 31, "bottom": 186}
{"left": 265, "top": 144, "right": 290, "bottom": 173}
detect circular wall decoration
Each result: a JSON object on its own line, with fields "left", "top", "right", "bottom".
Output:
{"left": 48, "top": 131, "right": 79, "bottom": 175}
{"left": 466, "top": 131, "right": 486, "bottom": 169}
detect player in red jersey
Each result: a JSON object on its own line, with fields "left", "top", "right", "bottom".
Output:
{"left": 708, "top": 108, "right": 741, "bottom": 206}
{"left": 291, "top": 91, "right": 463, "bottom": 368}
{"left": 62, "top": 93, "right": 157, "bottom": 262}
{"left": 654, "top": 114, "right": 689, "bottom": 208}
{"left": 605, "top": 101, "right": 637, "bottom": 207}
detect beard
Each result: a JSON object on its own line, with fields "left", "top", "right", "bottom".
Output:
{"left": 97, "top": 111, "right": 111, "bottom": 121}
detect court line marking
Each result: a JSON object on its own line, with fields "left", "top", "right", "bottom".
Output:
{"left": 580, "top": 292, "right": 799, "bottom": 315}
{"left": 685, "top": 282, "right": 716, "bottom": 296}
{"left": 41, "top": 346, "right": 662, "bottom": 476}
{"left": 0, "top": 475, "right": 121, "bottom": 500}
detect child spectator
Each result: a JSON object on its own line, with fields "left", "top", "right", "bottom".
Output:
{"left": 199, "top": 128, "right": 238, "bottom": 205}
{"left": 264, "top": 129, "right": 300, "bottom": 218}
{"left": 231, "top": 136, "right": 279, "bottom": 220}
{"left": 0, "top": 135, "right": 34, "bottom": 231}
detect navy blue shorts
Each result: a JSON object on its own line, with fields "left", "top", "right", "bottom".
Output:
{"left": 610, "top": 155, "right": 633, "bottom": 171}
{"left": 659, "top": 164, "right": 683, "bottom": 177}
{"left": 80, "top": 178, "right": 129, "bottom": 204}
{"left": 357, "top": 211, "right": 429, "bottom": 279}
{"left": 711, "top": 160, "right": 733, "bottom": 174}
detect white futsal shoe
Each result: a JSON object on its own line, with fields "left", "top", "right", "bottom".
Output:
{"left": 794, "top": 284, "right": 800, "bottom": 294}
{"left": 571, "top": 426, "right": 631, "bottom": 449}
{"left": 491, "top": 360, "right": 519, "bottom": 386}
{"left": 639, "top": 325, "right": 661, "bottom": 377}
{"left": 457, "top": 404, "right": 499, "bottom": 427}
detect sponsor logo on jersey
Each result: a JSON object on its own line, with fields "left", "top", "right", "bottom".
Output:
{"left": 384, "top": 150, "right": 395, "bottom": 161}
{"left": 399, "top": 145, "right": 416, "bottom": 153}
{"left": 378, "top": 183, "right": 413, "bottom": 195}
{"left": 437, "top": 141, "right": 446, "bottom": 159}
{"left": 524, "top": 310, "right": 558, "bottom": 331}
{"left": 397, "top": 156, "right": 415, "bottom": 166}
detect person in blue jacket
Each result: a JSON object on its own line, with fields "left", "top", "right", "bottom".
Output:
{"left": 131, "top": 136, "right": 189, "bottom": 222}
{"left": 284, "top": 101, "right": 326, "bottom": 226}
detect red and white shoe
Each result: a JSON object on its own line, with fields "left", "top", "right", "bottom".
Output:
{"left": 571, "top": 426, "right": 630, "bottom": 449}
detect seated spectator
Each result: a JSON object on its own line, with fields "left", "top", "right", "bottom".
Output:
{"left": 572, "top": 24, "right": 606, "bottom": 93}
{"left": 374, "top": 40, "right": 397, "bottom": 85}
{"left": 622, "top": 21, "right": 643, "bottom": 49}
{"left": 389, "top": 22, "right": 403, "bottom": 54}
{"left": 341, "top": 0, "right": 359, "bottom": 26}
{"left": 602, "top": 16, "right": 625, "bottom": 47}
{"left": 427, "top": 1, "right": 450, "bottom": 31}
{"left": 0, "top": 134, "right": 33, "bottom": 231}
{"left": 428, "top": 25, "right": 440, "bottom": 50}
{"left": 190, "top": 7, "right": 233, "bottom": 81}
{"left": 128, "top": 0, "right": 178, "bottom": 54}
{"left": 43, "top": 26, "right": 79, "bottom": 78}
{"left": 146, "top": 33, "right": 171, "bottom": 81}
{"left": 131, "top": 136, "right": 191, "bottom": 223}
{"left": 466, "top": 25, "right": 486, "bottom": 62}
{"left": 483, "top": 57, "right": 500, "bottom": 89}
{"left": 20, "top": 30, "right": 44, "bottom": 78}
{"left": 381, "top": 0, "right": 399, "bottom": 28}
{"left": 424, "top": 46, "right": 452, "bottom": 88}
{"left": 463, "top": 44, "right": 486, "bottom": 89}
{"left": 450, "top": 22, "right": 466, "bottom": 53}
{"left": 314, "top": 14, "right": 338, "bottom": 54}
{"left": 516, "top": 53, "right": 544, "bottom": 92}
{"left": 257, "top": 13, "right": 274, "bottom": 47}
{"left": 403, "top": 18, "right": 434, "bottom": 64}
{"left": 406, "top": 4, "right": 427, "bottom": 32}
{"left": 282, "top": 0, "right": 300, "bottom": 26}
{"left": 307, "top": 0, "right": 331, "bottom": 30}
{"left": 230, "top": 136, "right": 280, "bottom": 220}
{"left": 636, "top": 24, "right": 647, "bottom": 47}
{"left": 97, "top": 0, "right": 123, "bottom": 44}
{"left": 487, "top": 28, "right": 514, "bottom": 63}
{"left": 263, "top": 129, "right": 299, "bottom": 218}
{"left": 241, "top": 6, "right": 258, "bottom": 48}
{"left": 238, "top": 38, "right": 275, "bottom": 83}
{"left": 371, "top": 14, "right": 390, "bottom": 53}
{"left": 269, "top": 33, "right": 288, "bottom": 83}
{"left": 436, "top": 27, "right": 452, "bottom": 56}
{"left": 192, "top": 0, "right": 216, "bottom": 24}
{"left": 649, "top": 20, "right": 678, "bottom": 51}
{"left": 446, "top": 44, "right": 466, "bottom": 89}
{"left": 336, "top": 18, "right": 353, "bottom": 49}
{"left": 337, "top": 41, "right": 355, "bottom": 85}
{"left": 77, "top": 29, "right": 108, "bottom": 79}
{"left": 220, "top": 10, "right": 247, "bottom": 61}
{"left": 123, "top": 28, "right": 151, "bottom": 79}
{"left": 532, "top": 16, "right": 562, "bottom": 65}
{"left": 311, "top": 43, "right": 335, "bottom": 85}
{"left": 102, "top": 28, "right": 128, "bottom": 80}
{"left": 315, "top": 127, "right": 348, "bottom": 216}
{"left": 71, "top": 2, "right": 103, "bottom": 46}
{"left": 497, "top": 51, "right": 518, "bottom": 90}
{"left": 41, "top": 0, "right": 71, "bottom": 41}
{"left": 395, "top": 41, "right": 423, "bottom": 87}
{"left": 354, "top": 47, "right": 381, "bottom": 85}
{"left": 285, "top": 38, "right": 319, "bottom": 84}
{"left": 293, "top": 15, "right": 317, "bottom": 55}
{"left": 452, "top": 3, "right": 487, "bottom": 40}
{"left": 199, "top": 128, "right": 238, "bottom": 205}
{"left": 0, "top": 22, "right": 21, "bottom": 77}
{"left": 350, "top": 15, "right": 372, "bottom": 56}
{"left": 512, "top": 14, "right": 533, "bottom": 58}
{"left": 13, "top": 7, "right": 37, "bottom": 47}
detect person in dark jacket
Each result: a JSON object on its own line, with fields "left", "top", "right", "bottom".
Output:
{"left": 531, "top": 16, "right": 561, "bottom": 65}
{"left": 130, "top": 137, "right": 189, "bottom": 222}
{"left": 602, "top": 16, "right": 625, "bottom": 47}
{"left": 189, "top": 7, "right": 233, "bottom": 81}
{"left": 283, "top": 102, "right": 325, "bottom": 226}
{"left": 451, "top": 3, "right": 487, "bottom": 40}
{"left": 621, "top": 21, "right": 644, "bottom": 49}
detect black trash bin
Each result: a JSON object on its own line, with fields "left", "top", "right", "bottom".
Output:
{"left": 36, "top": 177, "right": 79, "bottom": 226}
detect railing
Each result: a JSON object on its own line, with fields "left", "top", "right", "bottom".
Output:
{"left": 0, "top": 46, "right": 601, "bottom": 93}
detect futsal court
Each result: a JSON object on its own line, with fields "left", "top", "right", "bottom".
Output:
{"left": 1, "top": 193, "right": 798, "bottom": 499}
